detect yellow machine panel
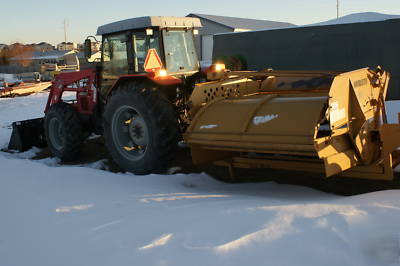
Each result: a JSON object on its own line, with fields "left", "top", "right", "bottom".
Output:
{"left": 185, "top": 67, "right": 400, "bottom": 181}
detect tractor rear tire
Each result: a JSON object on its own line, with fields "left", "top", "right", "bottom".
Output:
{"left": 103, "top": 83, "right": 179, "bottom": 175}
{"left": 44, "top": 102, "right": 84, "bottom": 161}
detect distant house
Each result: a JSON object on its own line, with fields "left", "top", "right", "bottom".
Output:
{"left": 77, "top": 42, "right": 100, "bottom": 52}
{"left": 186, "top": 13, "right": 295, "bottom": 61}
{"left": 25, "top": 42, "right": 54, "bottom": 53}
{"left": 57, "top": 42, "right": 78, "bottom": 51}
{"left": 32, "top": 42, "right": 55, "bottom": 52}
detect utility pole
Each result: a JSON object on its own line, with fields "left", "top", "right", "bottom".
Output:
{"left": 337, "top": 0, "right": 339, "bottom": 18}
{"left": 63, "top": 19, "right": 67, "bottom": 43}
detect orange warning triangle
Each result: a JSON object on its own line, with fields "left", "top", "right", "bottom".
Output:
{"left": 144, "top": 48, "right": 163, "bottom": 72}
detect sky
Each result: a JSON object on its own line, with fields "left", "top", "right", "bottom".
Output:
{"left": 1, "top": 0, "right": 400, "bottom": 45}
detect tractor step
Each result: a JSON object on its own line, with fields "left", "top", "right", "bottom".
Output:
{"left": 8, "top": 118, "right": 47, "bottom": 152}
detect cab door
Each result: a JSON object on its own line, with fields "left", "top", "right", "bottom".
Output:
{"left": 101, "top": 33, "right": 129, "bottom": 96}
{"left": 132, "top": 31, "right": 162, "bottom": 73}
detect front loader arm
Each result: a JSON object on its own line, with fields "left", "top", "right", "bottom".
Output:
{"left": 46, "top": 68, "right": 98, "bottom": 115}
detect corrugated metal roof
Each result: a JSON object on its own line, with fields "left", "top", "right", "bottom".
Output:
{"left": 97, "top": 16, "right": 202, "bottom": 35}
{"left": 187, "top": 13, "right": 295, "bottom": 30}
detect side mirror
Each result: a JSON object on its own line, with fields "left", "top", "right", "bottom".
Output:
{"left": 84, "top": 39, "right": 92, "bottom": 59}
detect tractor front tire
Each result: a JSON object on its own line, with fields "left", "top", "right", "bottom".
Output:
{"left": 44, "top": 102, "right": 84, "bottom": 161}
{"left": 103, "top": 83, "right": 179, "bottom": 175}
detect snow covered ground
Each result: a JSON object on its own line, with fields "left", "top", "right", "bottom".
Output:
{"left": 1, "top": 92, "right": 400, "bottom": 266}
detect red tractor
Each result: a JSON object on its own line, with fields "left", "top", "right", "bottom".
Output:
{"left": 9, "top": 16, "right": 219, "bottom": 174}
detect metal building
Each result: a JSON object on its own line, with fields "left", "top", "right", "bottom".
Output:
{"left": 186, "top": 13, "right": 294, "bottom": 61}
{"left": 213, "top": 18, "right": 400, "bottom": 100}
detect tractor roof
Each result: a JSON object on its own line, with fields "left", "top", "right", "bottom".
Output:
{"left": 97, "top": 16, "right": 202, "bottom": 35}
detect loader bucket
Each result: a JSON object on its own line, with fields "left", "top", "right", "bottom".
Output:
{"left": 8, "top": 118, "right": 46, "bottom": 152}
{"left": 185, "top": 67, "right": 400, "bottom": 180}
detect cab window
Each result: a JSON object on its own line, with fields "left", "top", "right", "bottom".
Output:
{"left": 102, "top": 34, "right": 128, "bottom": 77}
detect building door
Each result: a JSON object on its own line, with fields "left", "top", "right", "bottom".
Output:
{"left": 201, "top": 35, "right": 213, "bottom": 61}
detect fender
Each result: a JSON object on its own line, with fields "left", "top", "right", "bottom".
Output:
{"left": 105, "top": 72, "right": 182, "bottom": 98}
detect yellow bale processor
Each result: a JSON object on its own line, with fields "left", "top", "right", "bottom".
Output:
{"left": 185, "top": 67, "right": 400, "bottom": 180}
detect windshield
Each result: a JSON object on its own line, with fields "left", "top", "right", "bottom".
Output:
{"left": 163, "top": 30, "right": 199, "bottom": 73}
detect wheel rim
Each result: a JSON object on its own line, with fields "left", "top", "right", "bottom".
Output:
{"left": 48, "top": 117, "right": 64, "bottom": 150}
{"left": 111, "top": 105, "right": 149, "bottom": 161}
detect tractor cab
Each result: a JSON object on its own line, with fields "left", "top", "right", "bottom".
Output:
{"left": 9, "top": 16, "right": 209, "bottom": 175}
{"left": 84, "top": 16, "right": 202, "bottom": 94}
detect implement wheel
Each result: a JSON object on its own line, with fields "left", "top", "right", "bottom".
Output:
{"left": 44, "top": 102, "right": 84, "bottom": 161}
{"left": 103, "top": 82, "right": 179, "bottom": 175}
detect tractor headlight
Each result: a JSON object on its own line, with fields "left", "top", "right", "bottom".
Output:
{"left": 214, "top": 63, "right": 225, "bottom": 72}
{"left": 157, "top": 69, "right": 168, "bottom": 77}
